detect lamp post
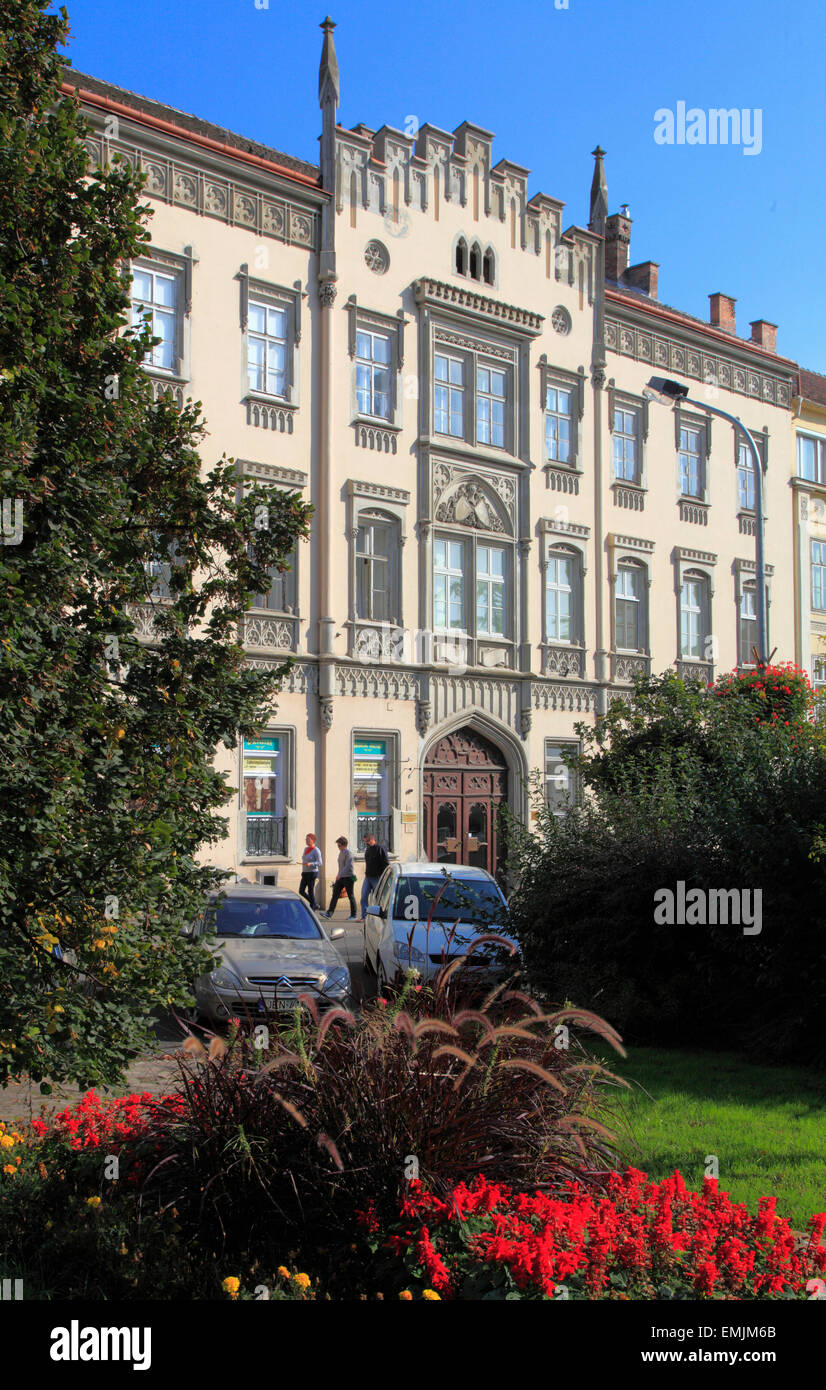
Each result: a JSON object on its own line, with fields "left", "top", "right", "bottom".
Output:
{"left": 644, "top": 376, "right": 768, "bottom": 667}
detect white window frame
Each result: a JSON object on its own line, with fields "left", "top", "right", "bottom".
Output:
{"left": 545, "top": 549, "right": 575, "bottom": 644}
{"left": 539, "top": 361, "right": 585, "bottom": 472}
{"left": 615, "top": 562, "right": 646, "bottom": 653}
{"left": 433, "top": 535, "right": 467, "bottom": 631}
{"left": 797, "top": 432, "right": 826, "bottom": 485}
{"left": 432, "top": 339, "right": 515, "bottom": 452}
{"left": 475, "top": 542, "right": 507, "bottom": 637}
{"left": 613, "top": 406, "right": 641, "bottom": 483}
{"left": 129, "top": 247, "right": 193, "bottom": 381}
{"left": 355, "top": 328, "right": 392, "bottom": 421}
{"left": 812, "top": 539, "right": 826, "bottom": 612}
{"left": 545, "top": 740, "right": 579, "bottom": 817}
{"left": 240, "top": 269, "right": 300, "bottom": 408}
{"left": 680, "top": 572, "right": 709, "bottom": 660}
{"left": 356, "top": 511, "right": 399, "bottom": 623}
{"left": 346, "top": 298, "right": 405, "bottom": 431}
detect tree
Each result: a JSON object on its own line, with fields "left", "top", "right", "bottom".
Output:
{"left": 507, "top": 672, "right": 826, "bottom": 1063}
{"left": 0, "top": 1, "right": 312, "bottom": 1088}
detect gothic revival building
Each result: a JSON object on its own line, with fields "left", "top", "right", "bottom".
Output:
{"left": 63, "top": 18, "right": 799, "bottom": 895}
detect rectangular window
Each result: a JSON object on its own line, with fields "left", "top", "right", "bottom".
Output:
{"left": 353, "top": 739, "right": 391, "bottom": 851}
{"left": 434, "top": 538, "right": 466, "bottom": 630}
{"left": 680, "top": 579, "right": 704, "bottom": 659}
{"left": 476, "top": 365, "right": 506, "bottom": 448}
{"left": 813, "top": 656, "right": 826, "bottom": 691}
{"left": 545, "top": 742, "right": 577, "bottom": 817}
{"left": 613, "top": 408, "right": 640, "bottom": 483}
{"left": 243, "top": 736, "right": 286, "bottom": 857}
{"left": 679, "top": 426, "right": 703, "bottom": 498}
{"left": 131, "top": 266, "right": 178, "bottom": 372}
{"left": 615, "top": 566, "right": 642, "bottom": 651}
{"left": 737, "top": 442, "right": 756, "bottom": 510}
{"left": 356, "top": 518, "right": 393, "bottom": 621}
{"left": 356, "top": 329, "right": 392, "bottom": 419}
{"left": 812, "top": 541, "right": 826, "bottom": 611}
{"left": 434, "top": 353, "right": 465, "bottom": 438}
{"left": 545, "top": 553, "right": 573, "bottom": 642}
{"left": 475, "top": 544, "right": 506, "bottom": 636}
{"left": 738, "top": 587, "right": 757, "bottom": 666}
{"left": 253, "top": 554, "right": 296, "bottom": 612}
{"left": 797, "top": 434, "right": 826, "bottom": 485}
{"left": 545, "top": 384, "right": 573, "bottom": 463}
{"left": 247, "top": 299, "right": 288, "bottom": 397}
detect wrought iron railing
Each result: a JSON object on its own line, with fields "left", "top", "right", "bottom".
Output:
{"left": 356, "top": 816, "right": 392, "bottom": 853}
{"left": 245, "top": 816, "right": 287, "bottom": 857}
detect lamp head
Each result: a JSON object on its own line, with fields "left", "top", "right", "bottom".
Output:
{"left": 644, "top": 375, "right": 690, "bottom": 403}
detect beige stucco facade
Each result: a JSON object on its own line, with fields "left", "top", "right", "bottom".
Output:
{"left": 64, "top": 22, "right": 801, "bottom": 899}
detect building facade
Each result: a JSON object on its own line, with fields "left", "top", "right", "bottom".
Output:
{"left": 792, "top": 369, "right": 826, "bottom": 694}
{"left": 63, "top": 19, "right": 800, "bottom": 898}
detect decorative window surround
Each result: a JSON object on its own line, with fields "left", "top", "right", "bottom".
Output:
{"left": 414, "top": 277, "right": 543, "bottom": 338}
{"left": 734, "top": 557, "right": 774, "bottom": 667}
{"left": 539, "top": 359, "right": 586, "bottom": 474}
{"left": 679, "top": 499, "right": 710, "bottom": 526}
{"left": 238, "top": 727, "right": 297, "bottom": 865}
{"left": 346, "top": 297, "right": 406, "bottom": 431}
{"left": 128, "top": 244, "right": 196, "bottom": 384}
{"left": 538, "top": 519, "right": 589, "bottom": 679}
{"left": 735, "top": 425, "right": 768, "bottom": 532}
{"left": 608, "top": 381, "right": 649, "bottom": 503}
{"left": 239, "top": 267, "right": 303, "bottom": 413}
{"left": 236, "top": 460, "right": 307, "bottom": 655}
{"left": 345, "top": 480, "right": 409, "bottom": 659}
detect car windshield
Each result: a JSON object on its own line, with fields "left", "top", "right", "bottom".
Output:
{"left": 207, "top": 898, "right": 322, "bottom": 939}
{"left": 393, "top": 875, "right": 508, "bottom": 926}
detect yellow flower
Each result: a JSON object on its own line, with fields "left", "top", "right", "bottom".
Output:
{"left": 222, "top": 1276, "right": 241, "bottom": 1298}
{"left": 3, "top": 1164, "right": 16, "bottom": 1175}
{"left": 86, "top": 1195, "right": 102, "bottom": 1208}
{"left": 292, "top": 1272, "right": 311, "bottom": 1290}
{"left": 276, "top": 1266, "right": 290, "bottom": 1279}
{"left": 0, "top": 1135, "right": 15, "bottom": 1149}
{"left": 120, "top": 1244, "right": 128, "bottom": 1256}
{"left": 92, "top": 939, "right": 108, "bottom": 951}
{"left": 422, "top": 1289, "right": 441, "bottom": 1300}
{"left": 398, "top": 1290, "right": 413, "bottom": 1300}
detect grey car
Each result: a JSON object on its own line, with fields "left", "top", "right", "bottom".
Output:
{"left": 187, "top": 884, "right": 354, "bottom": 1025}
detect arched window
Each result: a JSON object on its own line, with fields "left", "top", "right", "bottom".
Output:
{"left": 469, "top": 241, "right": 481, "bottom": 280}
{"left": 483, "top": 247, "right": 495, "bottom": 285}
{"left": 455, "top": 237, "right": 467, "bottom": 276}
{"left": 680, "top": 571, "right": 710, "bottom": 661}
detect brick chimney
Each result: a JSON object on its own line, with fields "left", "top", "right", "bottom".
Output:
{"left": 623, "top": 261, "right": 659, "bottom": 299}
{"left": 749, "top": 319, "right": 777, "bottom": 353}
{"left": 709, "top": 293, "right": 737, "bottom": 335}
{"left": 604, "top": 208, "right": 632, "bottom": 282}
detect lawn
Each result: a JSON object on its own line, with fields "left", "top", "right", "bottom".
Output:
{"left": 607, "top": 1046, "right": 826, "bottom": 1229}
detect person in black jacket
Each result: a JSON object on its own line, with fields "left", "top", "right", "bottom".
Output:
{"left": 360, "top": 834, "right": 390, "bottom": 920}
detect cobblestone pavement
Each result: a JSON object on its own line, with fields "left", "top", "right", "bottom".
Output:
{"left": 0, "top": 913, "right": 372, "bottom": 1125}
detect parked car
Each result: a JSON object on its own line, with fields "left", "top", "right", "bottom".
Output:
{"left": 363, "top": 861, "right": 520, "bottom": 991}
{"left": 185, "top": 884, "right": 354, "bottom": 1025}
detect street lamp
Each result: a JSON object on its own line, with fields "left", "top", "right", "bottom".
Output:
{"left": 644, "top": 375, "right": 768, "bottom": 667}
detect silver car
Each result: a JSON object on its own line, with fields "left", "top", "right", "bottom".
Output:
{"left": 187, "top": 884, "right": 354, "bottom": 1025}
{"left": 363, "top": 861, "right": 519, "bottom": 992}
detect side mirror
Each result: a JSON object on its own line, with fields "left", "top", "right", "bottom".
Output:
{"left": 365, "top": 905, "right": 382, "bottom": 918}
{"left": 329, "top": 927, "right": 345, "bottom": 940}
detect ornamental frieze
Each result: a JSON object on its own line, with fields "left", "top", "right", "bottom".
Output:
{"left": 605, "top": 316, "right": 792, "bottom": 409}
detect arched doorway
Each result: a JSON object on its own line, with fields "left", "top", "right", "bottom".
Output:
{"left": 422, "top": 727, "right": 508, "bottom": 876}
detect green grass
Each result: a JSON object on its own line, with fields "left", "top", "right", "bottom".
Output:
{"left": 603, "top": 1046, "right": 826, "bottom": 1229}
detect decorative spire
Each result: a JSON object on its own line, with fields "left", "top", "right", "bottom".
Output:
{"left": 318, "top": 16, "right": 340, "bottom": 113}
{"left": 589, "top": 145, "right": 608, "bottom": 236}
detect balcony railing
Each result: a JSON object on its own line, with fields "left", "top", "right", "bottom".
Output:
{"left": 676, "top": 659, "right": 714, "bottom": 684}
{"left": 356, "top": 815, "right": 392, "bottom": 853}
{"left": 245, "top": 816, "right": 287, "bottom": 857}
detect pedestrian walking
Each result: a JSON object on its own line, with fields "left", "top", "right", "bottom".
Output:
{"left": 324, "top": 836, "right": 358, "bottom": 920}
{"left": 360, "top": 832, "right": 390, "bottom": 920}
{"left": 299, "top": 832, "right": 322, "bottom": 910}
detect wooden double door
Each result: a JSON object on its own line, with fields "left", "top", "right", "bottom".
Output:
{"left": 422, "top": 728, "right": 508, "bottom": 876}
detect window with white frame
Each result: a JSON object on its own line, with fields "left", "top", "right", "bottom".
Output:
{"left": 252, "top": 549, "right": 297, "bottom": 612}
{"left": 615, "top": 563, "right": 644, "bottom": 651}
{"left": 812, "top": 540, "right": 826, "bottom": 611}
{"left": 738, "top": 584, "right": 758, "bottom": 666}
{"left": 434, "top": 353, "right": 465, "bottom": 438}
{"left": 797, "top": 434, "right": 826, "bottom": 485}
{"left": 679, "top": 425, "right": 704, "bottom": 498}
{"left": 613, "top": 407, "right": 640, "bottom": 483}
{"left": 356, "top": 328, "right": 392, "bottom": 420}
{"left": 433, "top": 538, "right": 466, "bottom": 630}
{"left": 356, "top": 514, "right": 397, "bottom": 622}
{"left": 544, "top": 384, "right": 573, "bottom": 464}
{"left": 476, "top": 366, "right": 506, "bottom": 448}
{"left": 545, "top": 551, "right": 575, "bottom": 643}
{"left": 131, "top": 265, "right": 179, "bottom": 373}
{"left": 545, "top": 741, "right": 578, "bottom": 816}
{"left": 813, "top": 656, "right": 826, "bottom": 691}
{"left": 475, "top": 544, "right": 506, "bottom": 636}
{"left": 247, "top": 299, "right": 288, "bottom": 398}
{"left": 737, "top": 441, "right": 757, "bottom": 511}
{"left": 680, "top": 573, "right": 709, "bottom": 660}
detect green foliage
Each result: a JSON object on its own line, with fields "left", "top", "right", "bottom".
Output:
{"left": 508, "top": 672, "right": 826, "bottom": 1062}
{"left": 0, "top": 1, "right": 312, "bottom": 1086}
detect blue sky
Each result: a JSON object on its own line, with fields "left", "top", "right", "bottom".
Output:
{"left": 57, "top": 0, "right": 826, "bottom": 371}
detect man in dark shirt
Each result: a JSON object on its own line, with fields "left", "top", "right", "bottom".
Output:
{"left": 360, "top": 834, "right": 390, "bottom": 920}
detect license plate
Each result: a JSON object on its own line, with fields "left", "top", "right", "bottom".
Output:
{"left": 276, "top": 997, "right": 300, "bottom": 1012}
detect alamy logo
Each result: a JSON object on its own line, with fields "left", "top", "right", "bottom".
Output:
{"left": 654, "top": 103, "right": 762, "bottom": 156}
{"left": 50, "top": 1322, "right": 151, "bottom": 1371}
{"left": 654, "top": 882, "right": 762, "bottom": 935}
